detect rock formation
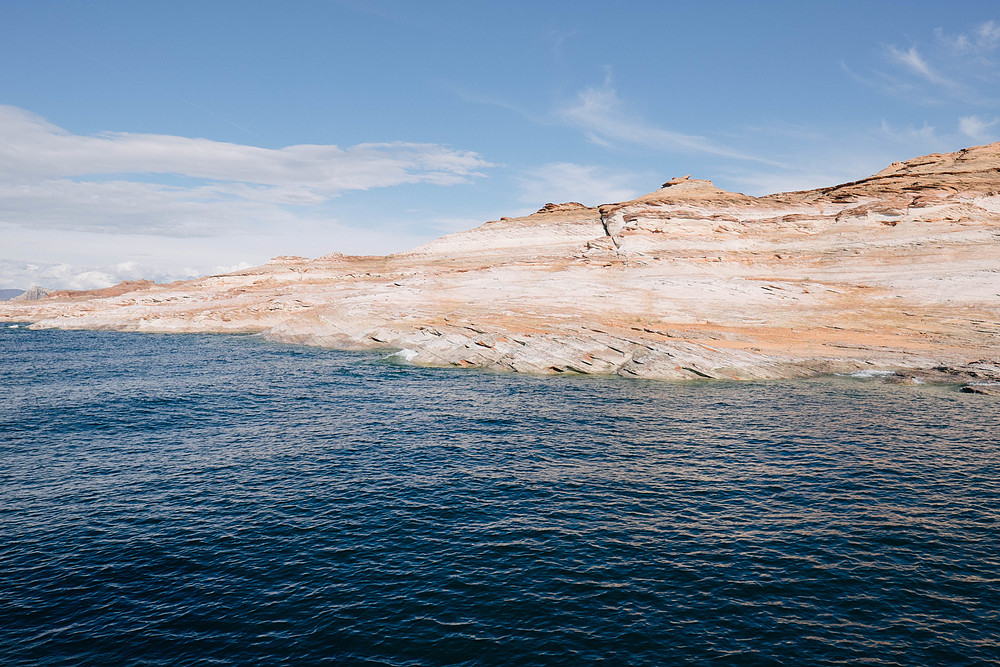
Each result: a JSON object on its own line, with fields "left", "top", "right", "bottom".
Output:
{"left": 10, "top": 286, "right": 49, "bottom": 301}
{"left": 3, "top": 143, "right": 1000, "bottom": 384}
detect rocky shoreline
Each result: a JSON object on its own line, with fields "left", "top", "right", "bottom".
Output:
{"left": 3, "top": 143, "right": 999, "bottom": 390}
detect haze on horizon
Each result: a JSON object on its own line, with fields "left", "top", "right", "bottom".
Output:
{"left": 2, "top": 0, "right": 999, "bottom": 290}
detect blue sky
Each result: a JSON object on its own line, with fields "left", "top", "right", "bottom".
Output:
{"left": 2, "top": 0, "right": 999, "bottom": 289}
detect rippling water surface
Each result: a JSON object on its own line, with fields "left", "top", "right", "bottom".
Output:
{"left": 2, "top": 326, "right": 999, "bottom": 666}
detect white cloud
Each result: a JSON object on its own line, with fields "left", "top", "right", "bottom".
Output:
{"left": 978, "top": 21, "right": 1000, "bottom": 42}
{"left": 885, "top": 46, "right": 954, "bottom": 87}
{"left": 14, "top": 258, "right": 248, "bottom": 291}
{"left": 0, "top": 258, "right": 172, "bottom": 291}
{"left": 871, "top": 24, "right": 1000, "bottom": 106}
{"left": 0, "top": 105, "right": 489, "bottom": 187}
{"left": 516, "top": 162, "right": 643, "bottom": 207}
{"left": 840, "top": 60, "right": 923, "bottom": 102}
{"left": 877, "top": 119, "right": 940, "bottom": 144}
{"left": 0, "top": 201, "right": 434, "bottom": 291}
{"left": 0, "top": 178, "right": 315, "bottom": 236}
{"left": 557, "top": 78, "right": 781, "bottom": 166}
{"left": 958, "top": 115, "right": 999, "bottom": 142}
{"left": 938, "top": 20, "right": 1000, "bottom": 58}
{"left": 0, "top": 105, "right": 491, "bottom": 236}
{"left": 0, "top": 214, "right": 430, "bottom": 289}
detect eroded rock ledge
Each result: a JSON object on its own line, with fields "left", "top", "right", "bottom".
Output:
{"left": 4, "top": 143, "right": 1000, "bottom": 386}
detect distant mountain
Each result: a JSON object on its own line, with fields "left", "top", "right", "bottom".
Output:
{"left": 0, "top": 289, "right": 25, "bottom": 301}
{"left": 10, "top": 286, "right": 49, "bottom": 301}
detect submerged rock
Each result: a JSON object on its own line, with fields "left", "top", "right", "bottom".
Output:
{"left": 961, "top": 384, "right": 1000, "bottom": 396}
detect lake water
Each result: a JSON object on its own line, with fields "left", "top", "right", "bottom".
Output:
{"left": 2, "top": 325, "right": 998, "bottom": 665}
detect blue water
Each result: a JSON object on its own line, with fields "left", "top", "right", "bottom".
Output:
{"left": 2, "top": 326, "right": 999, "bottom": 666}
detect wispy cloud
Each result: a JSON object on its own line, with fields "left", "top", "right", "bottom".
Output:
{"left": 840, "top": 60, "right": 930, "bottom": 104}
{"left": 937, "top": 20, "right": 1000, "bottom": 60}
{"left": 723, "top": 169, "right": 851, "bottom": 198}
{"left": 557, "top": 77, "right": 782, "bottom": 166}
{"left": 0, "top": 105, "right": 489, "bottom": 188}
{"left": 726, "top": 115, "right": 971, "bottom": 197}
{"left": 0, "top": 105, "right": 491, "bottom": 236}
{"left": 722, "top": 144, "right": 921, "bottom": 197}
{"left": 0, "top": 178, "right": 303, "bottom": 236}
{"left": 857, "top": 22, "right": 1000, "bottom": 105}
{"left": 877, "top": 119, "right": 941, "bottom": 144}
{"left": 885, "top": 45, "right": 955, "bottom": 88}
{"left": 516, "top": 162, "right": 644, "bottom": 207}
{"left": 546, "top": 27, "right": 578, "bottom": 60}
{"left": 958, "top": 115, "right": 999, "bottom": 142}
{"left": 448, "top": 86, "right": 548, "bottom": 125}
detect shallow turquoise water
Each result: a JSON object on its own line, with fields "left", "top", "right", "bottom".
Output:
{"left": 1, "top": 326, "right": 998, "bottom": 665}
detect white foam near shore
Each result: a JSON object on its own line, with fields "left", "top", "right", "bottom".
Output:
{"left": 846, "top": 369, "right": 896, "bottom": 378}
{"left": 387, "top": 348, "right": 419, "bottom": 362}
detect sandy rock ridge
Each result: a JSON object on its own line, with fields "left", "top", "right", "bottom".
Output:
{"left": 3, "top": 143, "right": 1000, "bottom": 385}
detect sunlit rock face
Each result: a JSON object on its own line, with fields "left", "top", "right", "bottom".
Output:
{"left": 4, "top": 143, "right": 1000, "bottom": 383}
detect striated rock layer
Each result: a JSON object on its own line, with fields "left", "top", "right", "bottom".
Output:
{"left": 3, "top": 144, "right": 1000, "bottom": 384}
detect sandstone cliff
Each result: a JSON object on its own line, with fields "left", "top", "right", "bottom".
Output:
{"left": 3, "top": 143, "right": 999, "bottom": 385}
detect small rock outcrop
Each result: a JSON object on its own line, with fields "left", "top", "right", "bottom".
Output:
{"left": 960, "top": 384, "right": 1000, "bottom": 396}
{"left": 535, "top": 202, "right": 591, "bottom": 214}
{"left": 661, "top": 175, "right": 692, "bottom": 187}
